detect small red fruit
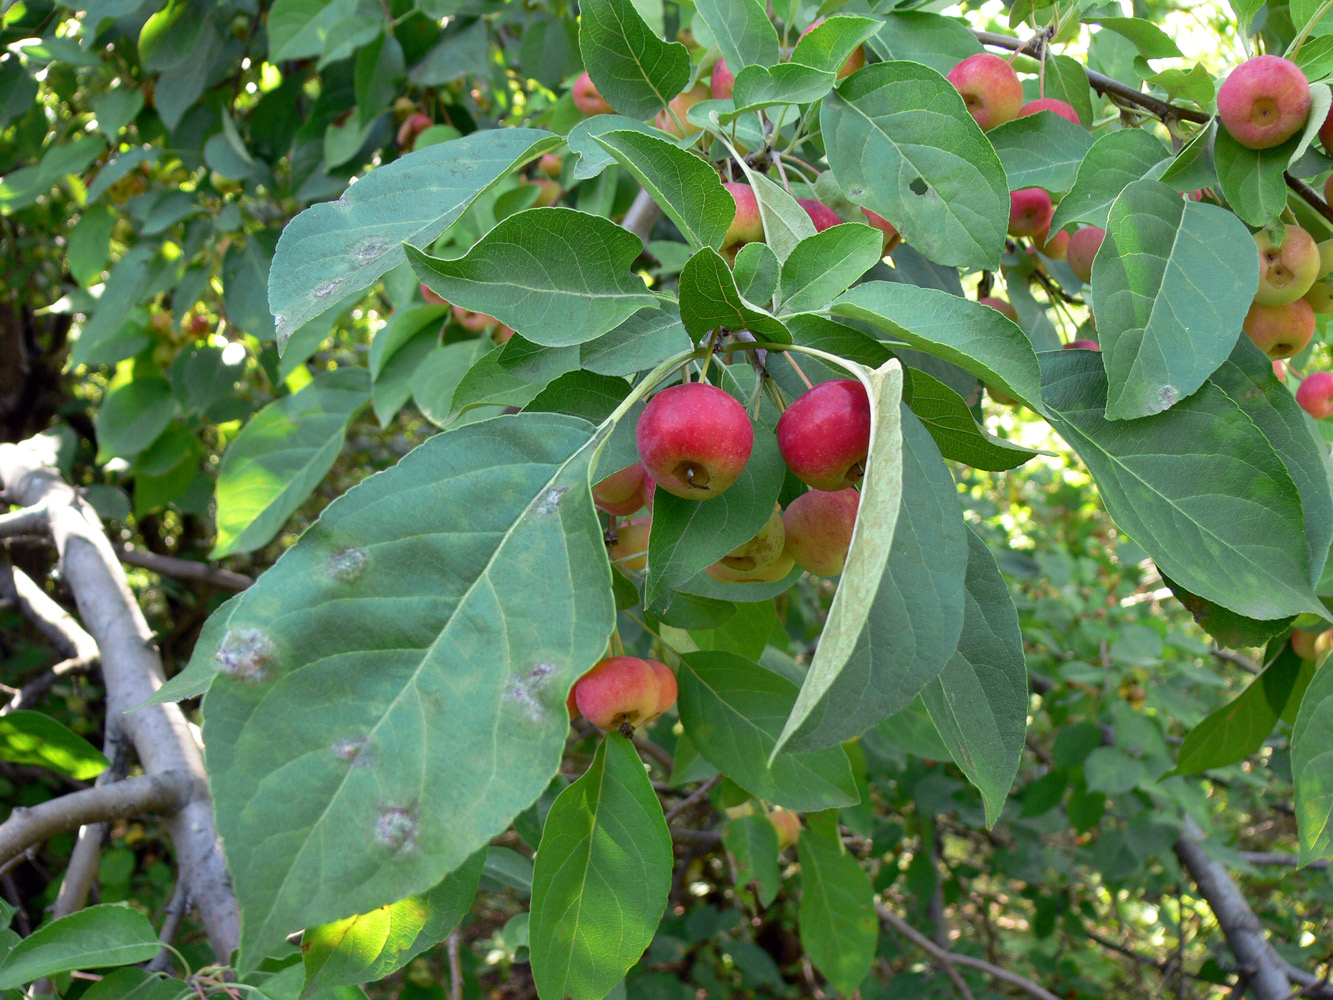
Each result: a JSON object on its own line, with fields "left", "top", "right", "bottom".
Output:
{"left": 979, "top": 296, "right": 1017, "bottom": 321}
{"left": 1243, "top": 299, "right": 1316, "bottom": 359}
{"left": 723, "top": 182, "right": 763, "bottom": 249}
{"left": 1217, "top": 55, "right": 1311, "bottom": 150}
{"left": 797, "top": 198, "right": 842, "bottom": 232}
{"left": 776, "top": 379, "right": 871, "bottom": 491}
{"left": 1067, "top": 226, "right": 1105, "bottom": 284}
{"left": 397, "top": 112, "right": 431, "bottom": 150}
{"left": 705, "top": 506, "right": 786, "bottom": 583}
{"left": 711, "top": 58, "right": 735, "bottom": 100}
{"left": 782, "top": 488, "right": 859, "bottom": 576}
{"left": 572, "top": 656, "right": 677, "bottom": 730}
{"left": 572, "top": 72, "right": 614, "bottom": 116}
{"left": 862, "top": 208, "right": 900, "bottom": 255}
{"left": 637, "top": 383, "right": 754, "bottom": 500}
{"left": 420, "top": 282, "right": 447, "bottom": 306}
{"left": 800, "top": 19, "right": 865, "bottom": 80}
{"left": 1019, "top": 98, "right": 1080, "bottom": 125}
{"left": 1064, "top": 339, "right": 1101, "bottom": 351}
{"left": 593, "top": 462, "right": 648, "bottom": 515}
{"left": 947, "top": 53, "right": 1023, "bottom": 131}
{"left": 452, "top": 305, "right": 495, "bottom": 332}
{"left": 1255, "top": 225, "right": 1320, "bottom": 306}
{"left": 1009, "top": 188, "right": 1054, "bottom": 238}
{"left": 1297, "top": 371, "right": 1333, "bottom": 418}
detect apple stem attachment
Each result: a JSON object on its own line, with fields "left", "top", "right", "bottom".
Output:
{"left": 847, "top": 461, "right": 866, "bottom": 485}
{"left": 675, "top": 462, "right": 710, "bottom": 490}
{"left": 619, "top": 721, "right": 636, "bottom": 739}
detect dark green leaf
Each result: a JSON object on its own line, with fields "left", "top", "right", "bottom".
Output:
{"left": 1213, "top": 128, "right": 1294, "bottom": 229}
{"left": 723, "top": 813, "right": 781, "bottom": 907}
{"left": 797, "top": 815, "right": 876, "bottom": 996}
{"left": 1293, "top": 659, "right": 1333, "bottom": 863}
{"left": 95, "top": 377, "right": 177, "bottom": 462}
{"left": 578, "top": 0, "right": 691, "bottom": 119}
{"left": 693, "top": 0, "right": 779, "bottom": 72}
{"left": 906, "top": 367, "right": 1043, "bottom": 471}
{"left": 678, "top": 247, "right": 791, "bottom": 342}
{"left": 1048, "top": 129, "right": 1167, "bottom": 233}
{"left": 777, "top": 224, "right": 882, "bottom": 315}
{"left": 987, "top": 111, "right": 1095, "bottom": 193}
{"left": 0, "top": 906, "right": 160, "bottom": 989}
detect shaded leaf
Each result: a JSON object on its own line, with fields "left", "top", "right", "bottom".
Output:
{"left": 578, "top": 0, "right": 690, "bottom": 119}
{"left": 0, "top": 905, "right": 159, "bottom": 989}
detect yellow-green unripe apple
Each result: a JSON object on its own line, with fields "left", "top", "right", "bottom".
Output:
{"left": 1305, "top": 279, "right": 1333, "bottom": 314}
{"left": 609, "top": 517, "right": 651, "bottom": 571}
{"left": 636, "top": 383, "right": 754, "bottom": 500}
{"left": 655, "top": 82, "right": 710, "bottom": 137}
{"left": 1242, "top": 299, "right": 1316, "bottom": 359}
{"left": 705, "top": 506, "right": 785, "bottom": 582}
{"left": 705, "top": 550, "right": 795, "bottom": 584}
{"left": 767, "top": 807, "right": 802, "bottom": 849}
{"left": 528, "top": 178, "right": 562, "bottom": 207}
{"left": 1255, "top": 225, "right": 1320, "bottom": 305}
{"left": 722, "top": 182, "right": 763, "bottom": 249}
{"left": 947, "top": 53, "right": 1023, "bottom": 131}
{"left": 572, "top": 72, "right": 613, "bottom": 116}
{"left": 1217, "top": 55, "right": 1311, "bottom": 150}
{"left": 782, "top": 488, "right": 859, "bottom": 577}
{"left": 594, "top": 462, "right": 648, "bottom": 516}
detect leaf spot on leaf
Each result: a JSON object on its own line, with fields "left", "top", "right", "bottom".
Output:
{"left": 314, "top": 280, "right": 339, "bottom": 299}
{"left": 331, "top": 736, "right": 370, "bottom": 765}
{"left": 535, "top": 487, "right": 568, "bottom": 515}
{"left": 327, "top": 546, "right": 368, "bottom": 583}
{"left": 909, "top": 177, "right": 928, "bottom": 196}
{"left": 375, "top": 806, "right": 417, "bottom": 853}
{"left": 504, "top": 663, "right": 558, "bottom": 722}
{"left": 351, "top": 236, "right": 388, "bottom": 264}
{"left": 1158, "top": 384, "right": 1179, "bottom": 410}
{"left": 214, "top": 628, "right": 277, "bottom": 682}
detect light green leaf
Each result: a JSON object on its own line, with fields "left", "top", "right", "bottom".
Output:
{"left": 779, "top": 404, "right": 968, "bottom": 752}
{"left": 1087, "top": 17, "right": 1183, "bottom": 59}
{"left": 0, "top": 711, "right": 108, "bottom": 780}
{"left": 301, "top": 851, "right": 484, "bottom": 997}
{"left": 269, "top": 128, "right": 558, "bottom": 342}
{"left": 581, "top": 307, "right": 693, "bottom": 377}
{"left": 733, "top": 242, "right": 780, "bottom": 306}
{"left": 1212, "top": 127, "right": 1294, "bottom": 228}
{"left": 267, "top": 0, "right": 357, "bottom": 61}
{"left": 0, "top": 134, "right": 106, "bottom": 214}
{"left": 678, "top": 651, "right": 859, "bottom": 811}
{"left": 729, "top": 63, "right": 837, "bottom": 117}
{"left": 1293, "top": 659, "right": 1333, "bottom": 864}
{"left": 567, "top": 115, "right": 668, "bottom": 182}
{"left": 1171, "top": 648, "right": 1302, "bottom": 777}
{"left": 777, "top": 223, "right": 882, "bottom": 315}
{"left": 821, "top": 61, "right": 1008, "bottom": 270}
{"left": 135, "top": 593, "right": 243, "bottom": 707}
{"left": 797, "top": 815, "right": 876, "bottom": 997}
{"left": 987, "top": 111, "right": 1095, "bottom": 193}
{"left": 95, "top": 377, "right": 177, "bottom": 462}
{"left": 867, "top": 12, "right": 981, "bottom": 78}
{"left": 93, "top": 89, "right": 144, "bottom": 138}
{"left": 738, "top": 169, "right": 816, "bottom": 264}
{"left": 211, "top": 367, "right": 370, "bottom": 559}
{"left": 408, "top": 208, "right": 656, "bottom": 347}
{"left": 1093, "top": 180, "right": 1259, "bottom": 420}
{"left": 694, "top": 0, "right": 779, "bottom": 72}
{"left": 678, "top": 247, "right": 791, "bottom": 342}
{"left": 1040, "top": 350, "right": 1326, "bottom": 620}
{"left": 411, "top": 340, "right": 489, "bottom": 427}
{"left": 1048, "top": 129, "right": 1168, "bottom": 233}
{"left": 0, "top": 905, "right": 160, "bottom": 989}
{"left": 921, "top": 528, "right": 1027, "bottom": 828}
{"left": 591, "top": 130, "right": 732, "bottom": 250}
{"left": 204, "top": 412, "right": 615, "bottom": 967}
{"left": 723, "top": 813, "right": 781, "bottom": 908}
{"left": 578, "top": 0, "right": 691, "bottom": 119}
{"left": 832, "top": 282, "right": 1045, "bottom": 410}
{"left": 790, "top": 15, "right": 878, "bottom": 74}
{"left": 529, "top": 734, "right": 672, "bottom": 1000}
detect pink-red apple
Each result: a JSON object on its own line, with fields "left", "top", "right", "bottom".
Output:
{"left": 782, "top": 488, "right": 859, "bottom": 576}
{"left": 572, "top": 656, "right": 676, "bottom": 730}
{"left": 594, "top": 462, "right": 648, "bottom": 516}
{"left": 537, "top": 153, "right": 563, "bottom": 177}
{"left": 1064, "top": 339, "right": 1101, "bottom": 351}
{"left": 797, "top": 198, "right": 841, "bottom": 232}
{"left": 1255, "top": 225, "right": 1320, "bottom": 305}
{"left": 1019, "top": 98, "right": 1080, "bottom": 125}
{"left": 655, "top": 82, "right": 710, "bottom": 137}
{"left": 1243, "top": 299, "right": 1316, "bottom": 359}
{"left": 776, "top": 379, "right": 871, "bottom": 491}
{"left": 768, "top": 807, "right": 801, "bottom": 849}
{"left": 1008, "top": 188, "right": 1054, "bottom": 238}
{"left": 947, "top": 53, "right": 1023, "bottom": 131}
{"left": 1217, "top": 55, "right": 1311, "bottom": 150}
{"left": 637, "top": 383, "right": 753, "bottom": 500}
{"left": 452, "top": 305, "right": 495, "bottom": 332}
{"left": 862, "top": 208, "right": 901, "bottom": 255}
{"left": 711, "top": 58, "right": 735, "bottom": 100}
{"left": 1297, "top": 371, "right": 1333, "bottom": 418}
{"left": 723, "top": 182, "right": 763, "bottom": 249}
{"left": 609, "top": 517, "right": 651, "bottom": 571}
{"left": 1040, "top": 227, "right": 1070, "bottom": 259}
{"left": 420, "top": 282, "right": 447, "bottom": 306}
{"left": 397, "top": 112, "right": 431, "bottom": 150}
{"left": 573, "top": 71, "right": 614, "bottom": 116}
{"left": 980, "top": 296, "right": 1018, "bottom": 321}
{"left": 1066, "top": 226, "right": 1105, "bottom": 284}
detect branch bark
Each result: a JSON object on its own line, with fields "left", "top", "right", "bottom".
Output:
{"left": 115, "top": 545, "right": 252, "bottom": 591}
{"left": 0, "top": 436, "right": 241, "bottom": 961}
{"left": 876, "top": 903, "right": 1063, "bottom": 1000}
{"left": 1173, "top": 818, "right": 1293, "bottom": 1000}
{"left": 620, "top": 187, "right": 663, "bottom": 247}
{"left": 0, "top": 770, "right": 194, "bottom": 872}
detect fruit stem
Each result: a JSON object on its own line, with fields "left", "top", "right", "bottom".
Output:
{"left": 591, "top": 346, "right": 703, "bottom": 476}
{"left": 1288, "top": 0, "right": 1333, "bottom": 59}
{"left": 784, "top": 351, "right": 814, "bottom": 390}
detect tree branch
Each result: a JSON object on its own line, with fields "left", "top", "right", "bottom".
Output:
{"left": 0, "top": 770, "right": 194, "bottom": 873}
{"left": 0, "top": 504, "right": 47, "bottom": 537}
{"left": 115, "top": 545, "right": 252, "bottom": 591}
{"left": 1173, "top": 818, "right": 1293, "bottom": 1000}
{"left": 1241, "top": 851, "right": 1330, "bottom": 871}
{"left": 0, "top": 561, "right": 99, "bottom": 662}
{"left": 0, "top": 435, "right": 241, "bottom": 961}
{"left": 620, "top": 188, "right": 662, "bottom": 247}
{"left": 876, "top": 903, "right": 1063, "bottom": 1000}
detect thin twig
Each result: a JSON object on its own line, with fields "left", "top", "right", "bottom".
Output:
{"left": 663, "top": 774, "right": 720, "bottom": 823}
{"left": 877, "top": 903, "right": 1063, "bottom": 1000}
{"left": 116, "top": 545, "right": 252, "bottom": 591}
{"left": 447, "top": 927, "right": 463, "bottom": 1000}
{"left": 146, "top": 880, "right": 191, "bottom": 974}
{"left": 0, "top": 503, "right": 47, "bottom": 536}
{"left": 632, "top": 734, "right": 675, "bottom": 772}
{"left": 3, "top": 654, "right": 98, "bottom": 715}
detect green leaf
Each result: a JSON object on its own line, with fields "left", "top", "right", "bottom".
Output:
{"left": 581, "top": 307, "right": 693, "bottom": 377}
{"left": 447, "top": 346, "right": 545, "bottom": 422}
{"left": 1212, "top": 128, "right": 1294, "bottom": 229}
{"left": 0, "top": 134, "right": 106, "bottom": 214}
{"left": 729, "top": 64, "right": 837, "bottom": 117}
{"left": 732, "top": 242, "right": 780, "bottom": 306}
{"left": 645, "top": 429, "right": 785, "bottom": 614}
{"left": 301, "top": 850, "right": 484, "bottom": 997}
{"left": 408, "top": 208, "right": 656, "bottom": 347}
{"left": 777, "top": 223, "right": 882, "bottom": 315}
{"left": 135, "top": 593, "right": 243, "bottom": 707}
{"left": 95, "top": 377, "right": 177, "bottom": 462}
{"left": 797, "top": 815, "right": 876, "bottom": 997}
{"left": 723, "top": 813, "right": 781, "bottom": 908}
{"left": 1171, "top": 648, "right": 1302, "bottom": 777}
{"left": 738, "top": 169, "right": 816, "bottom": 264}
{"left": 905, "top": 367, "right": 1043, "bottom": 471}
{"left": 678, "top": 247, "right": 791, "bottom": 342}
{"left": 0, "top": 712, "right": 108, "bottom": 780}
{"left": 678, "top": 651, "right": 859, "bottom": 811}
{"left": 920, "top": 528, "right": 1026, "bottom": 828}
{"left": 1293, "top": 660, "right": 1333, "bottom": 864}
{"left": 833, "top": 282, "right": 1045, "bottom": 410}
{"left": 578, "top": 0, "right": 690, "bottom": 119}
{"left": 1092, "top": 180, "right": 1259, "bottom": 420}
{"left": 211, "top": 367, "right": 370, "bottom": 559}
{"left": 138, "top": 0, "right": 212, "bottom": 69}
{"left": 411, "top": 340, "right": 489, "bottom": 427}
{"left": 1040, "top": 350, "right": 1326, "bottom": 620}
{"left": 0, "top": 905, "right": 160, "bottom": 989}
{"left": 92, "top": 89, "right": 144, "bottom": 139}
{"left": 369, "top": 306, "right": 446, "bottom": 426}
{"left": 1048, "top": 129, "right": 1167, "bottom": 233}
{"left": 867, "top": 12, "right": 981, "bottom": 78}
{"left": 224, "top": 234, "right": 279, "bottom": 341}
{"left": 789, "top": 15, "right": 879, "bottom": 75}
{"left": 203, "top": 412, "right": 615, "bottom": 967}
{"left": 567, "top": 116, "right": 669, "bottom": 182}
{"left": 354, "top": 31, "right": 404, "bottom": 129}
{"left": 693, "top": 0, "right": 779, "bottom": 72}
{"left": 779, "top": 405, "right": 968, "bottom": 752}
{"left": 529, "top": 734, "right": 672, "bottom": 1000}
{"left": 1087, "top": 17, "right": 1183, "bottom": 59}
{"left": 267, "top": 0, "right": 357, "bottom": 61}
{"left": 821, "top": 61, "right": 1008, "bottom": 270}
{"left": 987, "top": 111, "right": 1095, "bottom": 193}
{"left": 68, "top": 204, "right": 116, "bottom": 286}
{"left": 591, "top": 130, "right": 732, "bottom": 250}
{"left": 269, "top": 128, "right": 558, "bottom": 342}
